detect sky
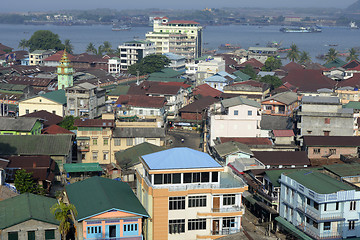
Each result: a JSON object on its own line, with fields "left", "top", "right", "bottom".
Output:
{"left": 1, "top": 0, "right": 358, "bottom": 12}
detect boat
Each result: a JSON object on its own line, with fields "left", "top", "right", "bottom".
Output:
{"left": 218, "top": 43, "right": 241, "bottom": 50}
{"left": 350, "top": 21, "right": 359, "bottom": 29}
{"left": 112, "top": 25, "right": 131, "bottom": 31}
{"left": 267, "top": 41, "right": 282, "bottom": 48}
{"left": 280, "top": 26, "right": 322, "bottom": 33}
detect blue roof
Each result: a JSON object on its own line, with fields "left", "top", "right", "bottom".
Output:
{"left": 204, "top": 75, "right": 230, "bottom": 83}
{"left": 142, "top": 147, "right": 222, "bottom": 170}
{"left": 216, "top": 71, "right": 236, "bottom": 80}
{"left": 163, "top": 52, "right": 185, "bottom": 61}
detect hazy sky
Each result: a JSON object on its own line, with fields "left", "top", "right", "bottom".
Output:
{"left": 1, "top": 0, "right": 357, "bottom": 12}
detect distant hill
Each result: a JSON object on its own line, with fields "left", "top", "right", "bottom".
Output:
{"left": 347, "top": 0, "right": 360, "bottom": 12}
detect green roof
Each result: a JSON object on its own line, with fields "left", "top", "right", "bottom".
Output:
{"left": 0, "top": 134, "right": 73, "bottom": 156}
{"left": 41, "top": 89, "right": 67, "bottom": 105}
{"left": 343, "top": 101, "right": 360, "bottom": 110}
{"left": 275, "top": 216, "right": 313, "bottom": 240}
{"left": 323, "top": 58, "right": 347, "bottom": 68}
{"left": 265, "top": 169, "right": 303, "bottom": 187}
{"left": 63, "top": 163, "right": 103, "bottom": 173}
{"left": 0, "top": 193, "right": 58, "bottom": 229}
{"left": 284, "top": 170, "right": 355, "bottom": 194}
{"left": 66, "top": 177, "right": 149, "bottom": 221}
{"left": 324, "top": 163, "right": 360, "bottom": 178}
{"left": 108, "top": 85, "right": 130, "bottom": 96}
{"left": 148, "top": 68, "right": 183, "bottom": 78}
{"left": 115, "top": 142, "right": 166, "bottom": 168}
{"left": 232, "top": 71, "right": 251, "bottom": 82}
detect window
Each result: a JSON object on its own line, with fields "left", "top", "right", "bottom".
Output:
{"left": 169, "top": 197, "right": 185, "bottom": 210}
{"left": 313, "top": 148, "right": 320, "bottom": 154}
{"left": 45, "top": 230, "right": 55, "bottom": 240}
{"left": 324, "top": 222, "right": 331, "bottom": 231}
{"left": 188, "top": 219, "right": 206, "bottom": 230}
{"left": 123, "top": 224, "right": 138, "bottom": 236}
{"left": 169, "top": 219, "right": 185, "bottom": 234}
{"left": 325, "top": 118, "right": 330, "bottom": 124}
{"left": 350, "top": 201, "right": 356, "bottom": 211}
{"left": 212, "top": 172, "right": 219, "bottom": 182}
{"left": 223, "top": 217, "right": 235, "bottom": 228}
{"left": 8, "top": 232, "right": 18, "bottom": 240}
{"left": 313, "top": 221, "right": 318, "bottom": 229}
{"left": 103, "top": 151, "right": 109, "bottom": 161}
{"left": 314, "top": 202, "right": 319, "bottom": 210}
{"left": 234, "top": 110, "right": 239, "bottom": 115}
{"left": 201, "top": 172, "right": 210, "bottom": 182}
{"left": 329, "top": 149, "right": 336, "bottom": 155}
{"left": 114, "top": 138, "right": 121, "bottom": 146}
{"left": 139, "top": 109, "right": 143, "bottom": 115}
{"left": 26, "top": 109, "right": 29, "bottom": 114}
{"left": 324, "top": 203, "right": 327, "bottom": 211}
{"left": 150, "top": 110, "right": 154, "bottom": 115}
{"left": 248, "top": 110, "right": 252, "bottom": 116}
{"left": 265, "top": 105, "right": 272, "bottom": 110}
{"left": 103, "top": 138, "right": 109, "bottom": 146}
{"left": 324, "top": 131, "right": 330, "bottom": 136}
{"left": 92, "top": 151, "right": 98, "bottom": 161}
{"left": 189, "top": 195, "right": 206, "bottom": 208}
{"left": 307, "top": 198, "right": 311, "bottom": 205}
{"left": 92, "top": 138, "right": 98, "bottom": 145}
{"left": 109, "top": 225, "right": 116, "bottom": 238}
{"left": 349, "top": 220, "right": 356, "bottom": 230}
{"left": 28, "top": 231, "right": 35, "bottom": 240}
{"left": 336, "top": 202, "right": 339, "bottom": 210}
{"left": 52, "top": 111, "right": 56, "bottom": 114}
{"left": 306, "top": 217, "right": 311, "bottom": 224}
{"left": 223, "top": 194, "right": 236, "bottom": 206}
{"left": 126, "top": 138, "right": 134, "bottom": 146}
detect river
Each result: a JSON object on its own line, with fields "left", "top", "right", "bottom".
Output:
{"left": 0, "top": 23, "right": 359, "bottom": 64}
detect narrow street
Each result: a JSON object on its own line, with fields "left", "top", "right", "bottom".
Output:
{"left": 166, "top": 130, "right": 202, "bottom": 151}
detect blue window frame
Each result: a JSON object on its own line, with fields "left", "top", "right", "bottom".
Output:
{"left": 234, "top": 110, "right": 238, "bottom": 115}
{"left": 123, "top": 223, "right": 138, "bottom": 236}
{"left": 87, "top": 226, "right": 102, "bottom": 239}
{"left": 248, "top": 110, "right": 252, "bottom": 116}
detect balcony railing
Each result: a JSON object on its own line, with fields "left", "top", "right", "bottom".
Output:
{"left": 211, "top": 228, "right": 242, "bottom": 236}
{"left": 78, "top": 145, "right": 89, "bottom": 152}
{"left": 297, "top": 224, "right": 342, "bottom": 240}
{"left": 296, "top": 204, "right": 344, "bottom": 222}
{"left": 212, "top": 205, "right": 244, "bottom": 213}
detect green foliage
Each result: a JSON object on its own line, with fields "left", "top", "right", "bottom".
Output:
{"left": 240, "top": 65, "right": 257, "bottom": 80}
{"left": 59, "top": 116, "right": 78, "bottom": 130}
{"left": 259, "top": 75, "right": 282, "bottom": 89}
{"left": 86, "top": 42, "right": 115, "bottom": 55}
{"left": 287, "top": 44, "right": 300, "bottom": 62}
{"left": 86, "top": 42, "right": 97, "bottom": 55}
{"left": 14, "top": 169, "right": 45, "bottom": 194}
{"left": 325, "top": 48, "right": 338, "bottom": 64}
{"left": 27, "top": 30, "right": 64, "bottom": 52}
{"left": 51, "top": 201, "right": 78, "bottom": 240}
{"left": 18, "top": 39, "right": 29, "bottom": 50}
{"left": 0, "top": 14, "right": 29, "bottom": 24}
{"left": 261, "top": 57, "right": 282, "bottom": 71}
{"left": 347, "top": 48, "right": 359, "bottom": 62}
{"left": 64, "top": 39, "right": 74, "bottom": 54}
{"left": 298, "top": 51, "right": 312, "bottom": 64}
{"left": 128, "top": 54, "right": 171, "bottom": 75}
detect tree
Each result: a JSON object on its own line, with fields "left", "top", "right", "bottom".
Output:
{"left": 51, "top": 201, "right": 78, "bottom": 240}
{"left": 128, "top": 54, "right": 171, "bottom": 75}
{"left": 59, "top": 116, "right": 78, "bottom": 130}
{"left": 325, "top": 48, "right": 338, "bottom": 63}
{"left": 14, "top": 169, "right": 44, "bottom": 194}
{"left": 86, "top": 42, "right": 97, "bottom": 55}
{"left": 18, "top": 39, "right": 28, "bottom": 50}
{"left": 347, "top": 48, "right": 359, "bottom": 62}
{"left": 101, "top": 41, "right": 113, "bottom": 55}
{"left": 298, "top": 51, "right": 312, "bottom": 64}
{"left": 287, "top": 43, "right": 300, "bottom": 62}
{"left": 261, "top": 56, "right": 282, "bottom": 71}
{"left": 240, "top": 64, "right": 257, "bottom": 80}
{"left": 64, "top": 39, "right": 74, "bottom": 54}
{"left": 27, "top": 30, "right": 64, "bottom": 52}
{"left": 260, "top": 75, "right": 283, "bottom": 89}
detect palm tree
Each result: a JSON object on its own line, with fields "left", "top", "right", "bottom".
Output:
{"left": 18, "top": 39, "right": 28, "bottom": 50}
{"left": 298, "top": 51, "right": 311, "bottom": 64}
{"left": 101, "top": 41, "right": 113, "bottom": 55}
{"left": 64, "top": 39, "right": 74, "bottom": 54}
{"left": 86, "top": 42, "right": 97, "bottom": 55}
{"left": 287, "top": 43, "right": 300, "bottom": 62}
{"left": 346, "top": 48, "right": 359, "bottom": 62}
{"left": 51, "top": 201, "right": 77, "bottom": 240}
{"left": 325, "top": 48, "right": 338, "bottom": 63}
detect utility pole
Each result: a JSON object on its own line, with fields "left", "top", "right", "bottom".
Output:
{"left": 136, "top": 70, "right": 140, "bottom": 86}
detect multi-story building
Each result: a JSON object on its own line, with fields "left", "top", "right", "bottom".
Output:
{"left": 163, "top": 52, "right": 186, "bottom": 71}
{"left": 65, "top": 82, "right": 106, "bottom": 119}
{"left": 136, "top": 147, "right": 247, "bottom": 240}
{"left": 0, "top": 117, "right": 42, "bottom": 135}
{"left": 278, "top": 169, "right": 360, "bottom": 239}
{"left": 146, "top": 17, "right": 203, "bottom": 59}
{"left": 261, "top": 91, "right": 299, "bottom": 117}
{"left": 118, "top": 40, "right": 155, "bottom": 71}
{"left": 195, "top": 56, "right": 226, "bottom": 81}
{"left": 209, "top": 96, "right": 261, "bottom": 146}
{"left": 29, "top": 50, "right": 55, "bottom": 66}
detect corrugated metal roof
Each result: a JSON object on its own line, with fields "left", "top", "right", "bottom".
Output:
{"left": 142, "top": 147, "right": 222, "bottom": 170}
{"left": 0, "top": 117, "right": 39, "bottom": 131}
{"left": 222, "top": 96, "right": 260, "bottom": 108}
{"left": 213, "top": 141, "right": 253, "bottom": 157}
{"left": 303, "top": 136, "right": 360, "bottom": 147}
{"left": 263, "top": 91, "right": 298, "bottom": 105}
{"left": 324, "top": 163, "right": 360, "bottom": 178}
{"left": 302, "top": 96, "right": 340, "bottom": 104}
{"left": 63, "top": 163, "right": 103, "bottom": 173}
{"left": 273, "top": 130, "right": 295, "bottom": 137}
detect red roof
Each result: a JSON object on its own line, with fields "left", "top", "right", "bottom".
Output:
{"left": 42, "top": 124, "right": 75, "bottom": 135}
{"left": 154, "top": 17, "right": 168, "bottom": 20}
{"left": 0, "top": 49, "right": 5, "bottom": 55}
{"left": 74, "top": 119, "right": 114, "bottom": 127}
{"left": 167, "top": 20, "right": 199, "bottom": 25}
{"left": 219, "top": 137, "right": 273, "bottom": 146}
{"left": 21, "top": 110, "right": 63, "bottom": 127}
{"left": 158, "top": 82, "right": 191, "bottom": 88}
{"left": 338, "top": 73, "right": 360, "bottom": 88}
{"left": 116, "top": 95, "right": 167, "bottom": 108}
{"left": 342, "top": 60, "right": 360, "bottom": 70}
{"left": 43, "top": 50, "right": 75, "bottom": 62}
{"left": 0, "top": 43, "right": 12, "bottom": 52}
{"left": 273, "top": 130, "right": 294, "bottom": 137}
{"left": 239, "top": 58, "right": 264, "bottom": 69}
{"left": 192, "top": 84, "right": 222, "bottom": 98}
{"left": 281, "top": 69, "right": 334, "bottom": 92}
{"left": 281, "top": 61, "right": 304, "bottom": 72}
{"left": 127, "top": 81, "right": 184, "bottom": 96}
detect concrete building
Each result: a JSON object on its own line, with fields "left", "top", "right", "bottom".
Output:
{"left": 203, "top": 71, "right": 236, "bottom": 92}
{"left": 108, "top": 57, "right": 121, "bottom": 74}
{"left": 209, "top": 96, "right": 261, "bottom": 146}
{"left": 146, "top": 17, "right": 203, "bottom": 59}
{"left": 247, "top": 47, "right": 278, "bottom": 64}
{"left": 65, "top": 82, "right": 106, "bottom": 119}
{"left": 163, "top": 52, "right": 186, "bottom": 71}
{"left": 296, "top": 96, "right": 354, "bottom": 143}
{"left": 261, "top": 91, "right": 299, "bottom": 117}
{"left": 29, "top": 50, "right": 55, "bottom": 66}
{"left": 118, "top": 40, "right": 155, "bottom": 71}
{"left": 195, "top": 56, "right": 226, "bottom": 81}
{"left": 136, "top": 147, "right": 247, "bottom": 240}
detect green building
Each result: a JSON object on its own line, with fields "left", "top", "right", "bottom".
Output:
{"left": 0, "top": 117, "right": 42, "bottom": 135}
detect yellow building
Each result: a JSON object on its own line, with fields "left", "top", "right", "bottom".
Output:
{"left": 18, "top": 89, "right": 66, "bottom": 117}
{"left": 29, "top": 50, "right": 55, "bottom": 66}
{"left": 136, "top": 147, "right": 247, "bottom": 240}
{"left": 146, "top": 17, "right": 203, "bottom": 59}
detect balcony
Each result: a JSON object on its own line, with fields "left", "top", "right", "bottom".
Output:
{"left": 212, "top": 205, "right": 244, "bottom": 213}
{"left": 297, "top": 224, "right": 342, "bottom": 240}
{"left": 211, "top": 228, "right": 242, "bottom": 236}
{"left": 78, "top": 145, "right": 89, "bottom": 152}
{"left": 296, "top": 204, "right": 344, "bottom": 222}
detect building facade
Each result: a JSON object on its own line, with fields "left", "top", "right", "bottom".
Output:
{"left": 118, "top": 40, "right": 155, "bottom": 71}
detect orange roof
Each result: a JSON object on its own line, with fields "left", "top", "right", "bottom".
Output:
{"left": 42, "top": 124, "right": 75, "bottom": 135}
{"left": 43, "top": 50, "right": 75, "bottom": 62}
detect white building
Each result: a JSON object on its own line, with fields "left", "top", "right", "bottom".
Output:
{"left": 108, "top": 57, "right": 121, "bottom": 74}
{"left": 163, "top": 52, "right": 186, "bottom": 71}
{"left": 118, "top": 40, "right": 155, "bottom": 71}
{"left": 196, "top": 56, "right": 226, "bottom": 81}
{"left": 209, "top": 96, "right": 261, "bottom": 146}
{"left": 146, "top": 17, "right": 203, "bottom": 59}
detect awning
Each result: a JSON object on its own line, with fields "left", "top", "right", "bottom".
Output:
{"left": 275, "top": 216, "right": 313, "bottom": 240}
{"left": 77, "top": 137, "right": 90, "bottom": 140}
{"left": 242, "top": 191, "right": 256, "bottom": 205}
